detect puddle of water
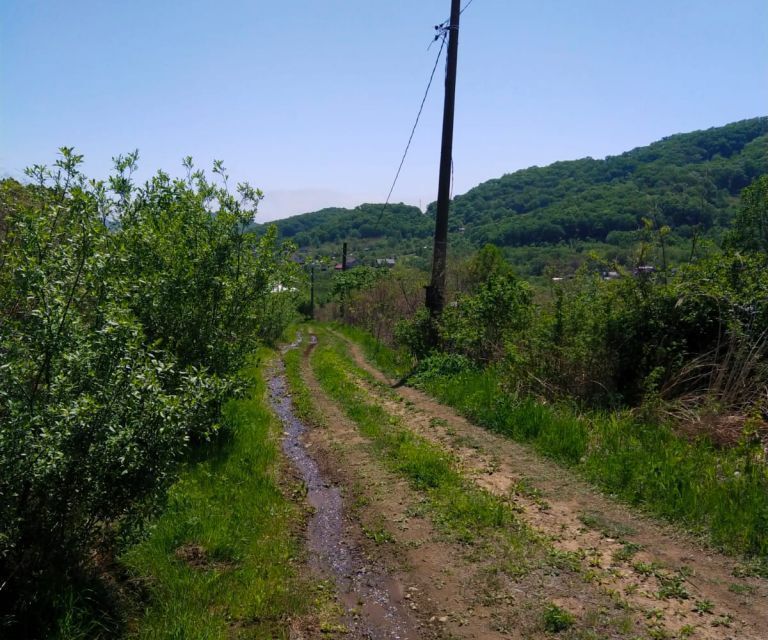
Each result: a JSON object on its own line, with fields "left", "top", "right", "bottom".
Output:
{"left": 268, "top": 337, "right": 419, "bottom": 639}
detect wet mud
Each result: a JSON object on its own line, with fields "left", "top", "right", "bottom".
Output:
{"left": 268, "top": 338, "right": 419, "bottom": 639}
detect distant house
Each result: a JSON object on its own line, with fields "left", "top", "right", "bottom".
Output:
{"left": 334, "top": 257, "right": 359, "bottom": 270}
{"left": 375, "top": 257, "right": 396, "bottom": 268}
{"left": 633, "top": 265, "right": 656, "bottom": 277}
{"left": 271, "top": 284, "right": 298, "bottom": 293}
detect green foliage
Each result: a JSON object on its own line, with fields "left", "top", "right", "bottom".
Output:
{"left": 330, "top": 265, "right": 382, "bottom": 302}
{"left": 122, "top": 354, "right": 305, "bottom": 638}
{"left": 727, "top": 175, "right": 768, "bottom": 255}
{"left": 445, "top": 117, "right": 767, "bottom": 249}
{"left": 415, "top": 366, "right": 768, "bottom": 556}
{"left": 409, "top": 352, "right": 477, "bottom": 385}
{"left": 0, "top": 150, "right": 295, "bottom": 633}
{"left": 258, "top": 202, "right": 431, "bottom": 249}
{"left": 393, "top": 308, "right": 435, "bottom": 360}
{"left": 542, "top": 603, "right": 575, "bottom": 633}
{"left": 267, "top": 119, "right": 767, "bottom": 277}
{"left": 439, "top": 271, "right": 532, "bottom": 363}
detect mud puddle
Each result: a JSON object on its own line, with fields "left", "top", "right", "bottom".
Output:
{"left": 269, "top": 339, "right": 418, "bottom": 639}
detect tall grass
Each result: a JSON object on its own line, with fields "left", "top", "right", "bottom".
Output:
{"left": 121, "top": 350, "right": 306, "bottom": 639}
{"left": 421, "top": 367, "right": 768, "bottom": 556}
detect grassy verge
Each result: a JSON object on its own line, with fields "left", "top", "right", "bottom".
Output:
{"left": 336, "top": 326, "right": 768, "bottom": 558}
{"left": 331, "top": 323, "right": 413, "bottom": 380}
{"left": 121, "top": 349, "right": 306, "bottom": 639}
{"left": 418, "top": 366, "right": 768, "bottom": 557}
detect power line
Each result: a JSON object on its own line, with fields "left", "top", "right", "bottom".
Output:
{"left": 460, "top": 0, "right": 476, "bottom": 14}
{"left": 376, "top": 31, "right": 447, "bottom": 224}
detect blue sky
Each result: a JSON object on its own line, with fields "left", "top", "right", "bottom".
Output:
{"left": 2, "top": 1, "right": 766, "bottom": 221}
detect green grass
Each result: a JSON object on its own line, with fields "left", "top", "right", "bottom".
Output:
{"left": 331, "top": 323, "right": 413, "bottom": 380}
{"left": 283, "top": 330, "right": 326, "bottom": 427}
{"left": 120, "top": 349, "right": 306, "bottom": 639}
{"left": 542, "top": 603, "right": 575, "bottom": 633}
{"left": 415, "top": 366, "right": 768, "bottom": 557}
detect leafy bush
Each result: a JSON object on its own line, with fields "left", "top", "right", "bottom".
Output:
{"left": 0, "top": 150, "right": 295, "bottom": 633}
{"left": 409, "top": 352, "right": 477, "bottom": 385}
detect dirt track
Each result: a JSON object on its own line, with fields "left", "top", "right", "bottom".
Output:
{"left": 280, "top": 330, "right": 768, "bottom": 639}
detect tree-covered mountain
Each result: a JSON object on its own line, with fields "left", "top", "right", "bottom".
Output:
{"left": 436, "top": 117, "right": 767, "bottom": 247}
{"left": 261, "top": 118, "right": 767, "bottom": 261}
{"left": 263, "top": 202, "right": 432, "bottom": 249}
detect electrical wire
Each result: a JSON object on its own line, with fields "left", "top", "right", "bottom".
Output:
{"left": 376, "top": 31, "right": 447, "bottom": 224}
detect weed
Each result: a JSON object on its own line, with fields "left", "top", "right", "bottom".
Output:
{"left": 728, "top": 582, "right": 755, "bottom": 595}
{"left": 632, "top": 561, "right": 661, "bottom": 576}
{"left": 732, "top": 558, "right": 768, "bottom": 579}
{"left": 657, "top": 574, "right": 689, "bottom": 600}
{"left": 547, "top": 548, "right": 582, "bottom": 572}
{"left": 678, "top": 625, "right": 695, "bottom": 638}
{"left": 693, "top": 599, "right": 714, "bottom": 614}
{"left": 711, "top": 614, "right": 734, "bottom": 627}
{"left": 612, "top": 542, "right": 643, "bottom": 563}
{"left": 542, "top": 603, "right": 575, "bottom": 633}
{"left": 578, "top": 511, "right": 636, "bottom": 540}
{"left": 363, "top": 519, "right": 395, "bottom": 544}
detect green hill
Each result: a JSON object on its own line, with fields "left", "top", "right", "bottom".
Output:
{"left": 442, "top": 117, "right": 767, "bottom": 248}
{"left": 261, "top": 117, "right": 768, "bottom": 272}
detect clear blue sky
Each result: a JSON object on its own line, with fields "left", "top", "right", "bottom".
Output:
{"left": 2, "top": 1, "right": 766, "bottom": 221}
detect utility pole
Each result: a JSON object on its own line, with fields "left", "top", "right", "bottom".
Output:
{"left": 310, "top": 264, "right": 315, "bottom": 319}
{"left": 341, "top": 242, "right": 348, "bottom": 319}
{"left": 426, "top": 0, "right": 461, "bottom": 319}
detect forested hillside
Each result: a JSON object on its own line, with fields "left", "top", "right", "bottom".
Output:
{"left": 265, "top": 118, "right": 767, "bottom": 268}
{"left": 445, "top": 117, "right": 767, "bottom": 247}
{"left": 264, "top": 202, "right": 431, "bottom": 250}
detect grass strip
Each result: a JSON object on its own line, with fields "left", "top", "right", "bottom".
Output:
{"left": 283, "top": 330, "right": 326, "bottom": 427}
{"left": 309, "top": 335, "right": 534, "bottom": 548}
{"left": 121, "top": 349, "right": 306, "bottom": 639}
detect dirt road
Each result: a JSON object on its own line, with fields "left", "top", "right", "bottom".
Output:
{"left": 276, "top": 330, "right": 768, "bottom": 639}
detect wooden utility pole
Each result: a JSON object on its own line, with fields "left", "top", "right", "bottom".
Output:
{"left": 310, "top": 264, "right": 315, "bottom": 319}
{"left": 341, "top": 242, "right": 348, "bottom": 319}
{"left": 426, "top": 0, "right": 461, "bottom": 319}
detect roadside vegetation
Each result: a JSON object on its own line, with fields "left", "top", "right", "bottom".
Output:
{"left": 123, "top": 351, "right": 306, "bottom": 639}
{"left": 0, "top": 151, "right": 300, "bottom": 636}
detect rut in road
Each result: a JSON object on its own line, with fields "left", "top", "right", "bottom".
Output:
{"left": 269, "top": 337, "right": 420, "bottom": 640}
{"left": 327, "top": 329, "right": 768, "bottom": 640}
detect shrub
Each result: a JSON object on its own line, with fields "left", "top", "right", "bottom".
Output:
{"left": 0, "top": 149, "right": 295, "bottom": 632}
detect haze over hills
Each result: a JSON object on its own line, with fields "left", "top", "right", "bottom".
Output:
{"left": 258, "top": 117, "right": 768, "bottom": 271}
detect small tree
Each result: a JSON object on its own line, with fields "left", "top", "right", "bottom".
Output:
{"left": 728, "top": 175, "right": 768, "bottom": 256}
